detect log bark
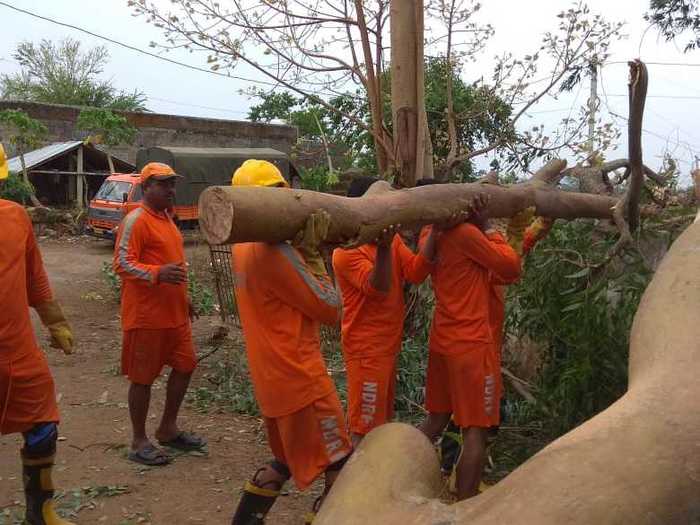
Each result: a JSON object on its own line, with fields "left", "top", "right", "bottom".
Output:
{"left": 316, "top": 218, "right": 700, "bottom": 524}
{"left": 626, "top": 60, "right": 648, "bottom": 232}
{"left": 198, "top": 160, "right": 618, "bottom": 247}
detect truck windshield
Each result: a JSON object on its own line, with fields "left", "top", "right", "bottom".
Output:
{"left": 95, "top": 181, "right": 132, "bottom": 202}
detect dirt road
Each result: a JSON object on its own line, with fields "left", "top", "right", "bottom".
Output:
{"left": 0, "top": 237, "right": 316, "bottom": 524}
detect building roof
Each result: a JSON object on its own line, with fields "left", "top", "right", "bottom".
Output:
{"left": 7, "top": 141, "right": 82, "bottom": 173}
{"left": 7, "top": 141, "right": 135, "bottom": 174}
{"left": 146, "top": 146, "right": 287, "bottom": 159}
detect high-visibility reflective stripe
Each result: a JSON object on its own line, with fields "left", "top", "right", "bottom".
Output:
{"left": 276, "top": 243, "right": 339, "bottom": 308}
{"left": 118, "top": 208, "right": 151, "bottom": 282}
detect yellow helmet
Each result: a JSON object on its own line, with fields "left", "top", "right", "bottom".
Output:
{"left": 0, "top": 144, "right": 8, "bottom": 181}
{"left": 231, "top": 159, "right": 289, "bottom": 188}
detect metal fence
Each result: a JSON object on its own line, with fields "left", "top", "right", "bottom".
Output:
{"left": 208, "top": 244, "right": 239, "bottom": 326}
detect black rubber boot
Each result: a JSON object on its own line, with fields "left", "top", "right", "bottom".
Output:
{"left": 230, "top": 481, "right": 280, "bottom": 525}
{"left": 22, "top": 451, "right": 74, "bottom": 525}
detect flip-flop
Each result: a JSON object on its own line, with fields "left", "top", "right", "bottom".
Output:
{"left": 158, "top": 431, "right": 206, "bottom": 452}
{"left": 128, "top": 445, "right": 171, "bottom": 466}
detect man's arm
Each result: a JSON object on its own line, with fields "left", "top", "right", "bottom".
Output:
{"left": 113, "top": 211, "right": 165, "bottom": 284}
{"left": 23, "top": 210, "right": 74, "bottom": 354}
{"left": 397, "top": 232, "right": 434, "bottom": 285}
{"left": 333, "top": 247, "right": 388, "bottom": 298}
{"left": 265, "top": 243, "right": 341, "bottom": 326}
{"left": 450, "top": 223, "right": 522, "bottom": 284}
{"left": 522, "top": 217, "right": 555, "bottom": 256}
{"left": 24, "top": 214, "right": 53, "bottom": 307}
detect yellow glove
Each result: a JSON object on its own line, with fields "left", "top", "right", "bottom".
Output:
{"left": 35, "top": 301, "right": 74, "bottom": 355}
{"left": 292, "top": 210, "right": 331, "bottom": 276}
{"left": 0, "top": 143, "right": 8, "bottom": 181}
{"left": 506, "top": 207, "right": 536, "bottom": 256}
{"left": 523, "top": 216, "right": 555, "bottom": 255}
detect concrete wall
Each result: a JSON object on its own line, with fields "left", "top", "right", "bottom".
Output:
{"left": 0, "top": 101, "right": 297, "bottom": 165}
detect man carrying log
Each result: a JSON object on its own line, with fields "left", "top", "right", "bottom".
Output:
{"left": 229, "top": 160, "right": 352, "bottom": 525}
{"left": 114, "top": 162, "right": 205, "bottom": 467}
{"left": 332, "top": 176, "right": 439, "bottom": 447}
{"left": 419, "top": 194, "right": 522, "bottom": 500}
{"left": 437, "top": 211, "right": 555, "bottom": 484}
{"left": 0, "top": 143, "right": 76, "bottom": 525}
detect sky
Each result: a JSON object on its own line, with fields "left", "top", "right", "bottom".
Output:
{"left": 1, "top": 0, "right": 699, "bottom": 185}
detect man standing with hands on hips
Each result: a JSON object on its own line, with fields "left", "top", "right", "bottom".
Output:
{"left": 114, "top": 162, "right": 205, "bottom": 466}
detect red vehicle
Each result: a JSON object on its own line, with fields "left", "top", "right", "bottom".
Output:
{"left": 86, "top": 146, "right": 293, "bottom": 239}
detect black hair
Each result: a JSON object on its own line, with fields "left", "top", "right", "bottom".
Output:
{"left": 415, "top": 178, "right": 443, "bottom": 187}
{"left": 347, "top": 176, "right": 380, "bottom": 197}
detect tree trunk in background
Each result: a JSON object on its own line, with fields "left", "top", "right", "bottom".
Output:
{"left": 19, "top": 150, "right": 42, "bottom": 207}
{"left": 390, "top": 0, "right": 433, "bottom": 187}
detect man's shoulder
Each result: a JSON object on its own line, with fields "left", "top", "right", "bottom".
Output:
{"left": 123, "top": 206, "right": 146, "bottom": 227}
{"left": 0, "top": 199, "right": 32, "bottom": 232}
{"left": 0, "top": 198, "right": 29, "bottom": 219}
{"left": 332, "top": 244, "right": 364, "bottom": 265}
{"left": 443, "top": 222, "right": 481, "bottom": 241}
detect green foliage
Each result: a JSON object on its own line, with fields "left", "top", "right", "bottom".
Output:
{"left": 247, "top": 91, "right": 298, "bottom": 125}
{"left": 0, "top": 109, "right": 47, "bottom": 151}
{"left": 1, "top": 38, "right": 147, "bottom": 111}
{"left": 188, "top": 269, "right": 216, "bottom": 315}
{"left": 646, "top": 0, "right": 700, "bottom": 51}
{"left": 188, "top": 348, "right": 259, "bottom": 414}
{"left": 417, "top": 58, "right": 514, "bottom": 181}
{"left": 248, "top": 57, "right": 512, "bottom": 179}
{"left": 101, "top": 262, "right": 121, "bottom": 302}
{"left": 394, "top": 337, "right": 429, "bottom": 422}
{"left": 505, "top": 221, "right": 653, "bottom": 437}
{"left": 76, "top": 108, "right": 137, "bottom": 146}
{"left": 298, "top": 165, "right": 339, "bottom": 192}
{"left": 0, "top": 173, "right": 34, "bottom": 203}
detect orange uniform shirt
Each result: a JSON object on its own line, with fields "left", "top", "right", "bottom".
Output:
{"left": 427, "top": 224, "right": 521, "bottom": 355}
{"left": 0, "top": 199, "right": 58, "bottom": 433}
{"left": 0, "top": 200, "right": 53, "bottom": 358}
{"left": 332, "top": 235, "right": 432, "bottom": 359}
{"left": 113, "top": 205, "right": 189, "bottom": 331}
{"left": 232, "top": 242, "right": 341, "bottom": 418}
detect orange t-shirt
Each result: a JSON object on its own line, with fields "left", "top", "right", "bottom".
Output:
{"left": 488, "top": 282, "right": 506, "bottom": 352}
{"left": 426, "top": 223, "right": 521, "bottom": 355}
{"left": 332, "top": 235, "right": 432, "bottom": 360}
{"left": 233, "top": 242, "right": 341, "bottom": 418}
{"left": 0, "top": 200, "right": 53, "bottom": 361}
{"left": 113, "top": 204, "right": 189, "bottom": 331}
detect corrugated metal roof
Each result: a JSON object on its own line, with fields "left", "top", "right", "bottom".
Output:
{"left": 7, "top": 141, "right": 82, "bottom": 173}
{"left": 149, "top": 146, "right": 286, "bottom": 158}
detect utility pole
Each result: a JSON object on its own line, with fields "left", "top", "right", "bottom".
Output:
{"left": 587, "top": 57, "right": 599, "bottom": 156}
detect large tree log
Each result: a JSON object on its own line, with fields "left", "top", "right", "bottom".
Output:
{"left": 316, "top": 219, "right": 700, "bottom": 524}
{"left": 199, "top": 160, "right": 619, "bottom": 246}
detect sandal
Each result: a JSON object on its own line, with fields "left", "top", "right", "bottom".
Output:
{"left": 128, "top": 445, "right": 171, "bottom": 466}
{"left": 158, "top": 431, "right": 207, "bottom": 451}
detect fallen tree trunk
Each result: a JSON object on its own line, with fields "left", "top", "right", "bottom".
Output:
{"left": 316, "top": 218, "right": 700, "bottom": 524}
{"left": 199, "top": 160, "right": 619, "bottom": 246}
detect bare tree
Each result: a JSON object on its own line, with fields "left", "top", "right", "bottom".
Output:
{"left": 131, "top": 1, "right": 622, "bottom": 183}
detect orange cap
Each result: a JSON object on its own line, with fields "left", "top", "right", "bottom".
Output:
{"left": 140, "top": 162, "right": 182, "bottom": 183}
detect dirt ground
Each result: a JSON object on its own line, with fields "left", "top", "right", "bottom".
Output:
{"left": 0, "top": 236, "right": 318, "bottom": 525}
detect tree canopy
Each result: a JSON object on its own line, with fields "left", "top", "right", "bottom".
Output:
{"left": 249, "top": 58, "right": 513, "bottom": 181}
{"left": 1, "top": 38, "right": 148, "bottom": 111}
{"left": 646, "top": 0, "right": 700, "bottom": 51}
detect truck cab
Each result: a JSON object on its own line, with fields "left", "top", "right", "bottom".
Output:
{"left": 86, "top": 173, "right": 141, "bottom": 239}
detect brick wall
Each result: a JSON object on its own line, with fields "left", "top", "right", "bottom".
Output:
{"left": 0, "top": 101, "right": 297, "bottom": 163}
